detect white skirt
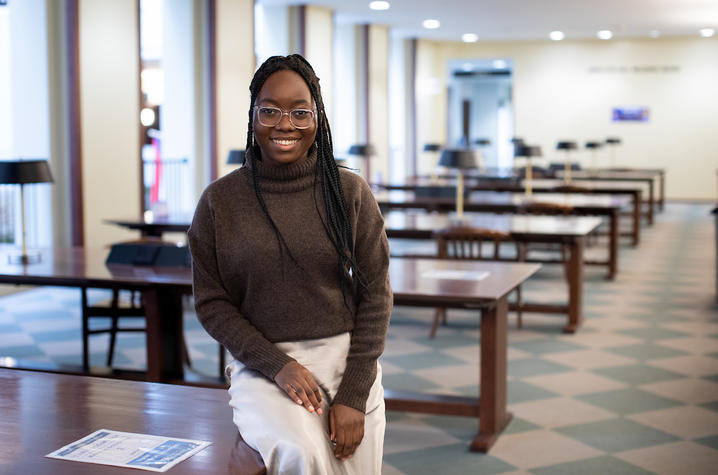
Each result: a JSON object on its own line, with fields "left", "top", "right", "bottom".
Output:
{"left": 225, "top": 332, "right": 385, "bottom": 475}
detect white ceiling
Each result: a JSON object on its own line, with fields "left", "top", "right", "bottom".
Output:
{"left": 258, "top": 0, "right": 718, "bottom": 41}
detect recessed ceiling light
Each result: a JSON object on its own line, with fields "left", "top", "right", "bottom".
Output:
{"left": 492, "top": 59, "right": 507, "bottom": 69}
{"left": 597, "top": 30, "right": 613, "bottom": 40}
{"left": 549, "top": 31, "right": 565, "bottom": 41}
{"left": 648, "top": 30, "right": 660, "bottom": 38}
{"left": 699, "top": 28, "right": 715, "bottom": 38}
{"left": 461, "top": 63, "right": 473, "bottom": 71}
{"left": 462, "top": 33, "right": 478, "bottom": 43}
{"left": 369, "top": 1, "right": 390, "bottom": 10}
{"left": 422, "top": 19, "right": 440, "bottom": 29}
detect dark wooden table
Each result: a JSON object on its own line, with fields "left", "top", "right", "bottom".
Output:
{"left": 376, "top": 177, "right": 646, "bottom": 243}
{"left": 385, "top": 211, "right": 601, "bottom": 331}
{"left": 0, "top": 248, "right": 191, "bottom": 383}
{"left": 374, "top": 190, "right": 625, "bottom": 280}
{"left": 388, "top": 258, "right": 541, "bottom": 452}
{"left": 0, "top": 368, "right": 265, "bottom": 474}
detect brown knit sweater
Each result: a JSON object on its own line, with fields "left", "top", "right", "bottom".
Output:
{"left": 188, "top": 151, "right": 392, "bottom": 412}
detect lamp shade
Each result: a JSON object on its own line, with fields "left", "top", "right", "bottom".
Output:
{"left": 514, "top": 145, "right": 542, "bottom": 158}
{"left": 585, "top": 141, "right": 603, "bottom": 149}
{"left": 423, "top": 143, "right": 442, "bottom": 152}
{"left": 474, "top": 138, "right": 491, "bottom": 146}
{"left": 556, "top": 141, "right": 578, "bottom": 150}
{"left": 437, "top": 149, "right": 479, "bottom": 170}
{"left": 347, "top": 144, "right": 375, "bottom": 156}
{"left": 605, "top": 137, "right": 621, "bottom": 145}
{"left": 0, "top": 159, "right": 54, "bottom": 184}
{"left": 226, "top": 149, "right": 246, "bottom": 165}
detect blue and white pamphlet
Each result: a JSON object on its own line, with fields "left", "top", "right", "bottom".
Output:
{"left": 46, "top": 429, "right": 211, "bottom": 472}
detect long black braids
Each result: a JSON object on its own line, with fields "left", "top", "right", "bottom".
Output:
{"left": 245, "top": 54, "right": 368, "bottom": 303}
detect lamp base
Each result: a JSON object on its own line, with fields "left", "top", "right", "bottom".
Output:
{"left": 8, "top": 250, "right": 41, "bottom": 265}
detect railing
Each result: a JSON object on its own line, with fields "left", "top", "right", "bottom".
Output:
{"left": 142, "top": 157, "right": 191, "bottom": 218}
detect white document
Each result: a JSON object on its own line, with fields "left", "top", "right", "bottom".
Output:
{"left": 46, "top": 429, "right": 211, "bottom": 472}
{"left": 421, "top": 269, "right": 490, "bottom": 281}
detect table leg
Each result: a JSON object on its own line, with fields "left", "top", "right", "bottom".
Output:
{"left": 658, "top": 173, "right": 665, "bottom": 211}
{"left": 632, "top": 191, "right": 641, "bottom": 246}
{"left": 607, "top": 210, "right": 618, "bottom": 280}
{"left": 142, "top": 287, "right": 185, "bottom": 382}
{"left": 472, "top": 296, "right": 512, "bottom": 452}
{"left": 647, "top": 181, "right": 655, "bottom": 225}
{"left": 563, "top": 237, "right": 585, "bottom": 333}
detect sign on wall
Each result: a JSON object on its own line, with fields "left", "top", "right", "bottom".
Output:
{"left": 612, "top": 106, "right": 649, "bottom": 122}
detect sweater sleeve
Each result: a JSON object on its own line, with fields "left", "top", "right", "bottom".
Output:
{"left": 332, "top": 177, "right": 392, "bottom": 412}
{"left": 188, "top": 189, "right": 295, "bottom": 381}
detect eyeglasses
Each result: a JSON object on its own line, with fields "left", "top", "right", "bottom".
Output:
{"left": 254, "top": 106, "right": 315, "bottom": 129}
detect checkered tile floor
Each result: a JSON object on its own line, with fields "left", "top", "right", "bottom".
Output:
{"left": 1, "top": 202, "right": 717, "bottom": 474}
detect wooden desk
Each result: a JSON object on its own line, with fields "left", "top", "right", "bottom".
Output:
{"left": 375, "top": 178, "right": 645, "bottom": 244}
{"left": 385, "top": 211, "right": 600, "bottom": 331}
{"left": 389, "top": 258, "right": 541, "bottom": 452}
{"left": 0, "top": 248, "right": 191, "bottom": 383}
{"left": 375, "top": 190, "right": 625, "bottom": 280}
{"left": 0, "top": 368, "right": 265, "bottom": 475}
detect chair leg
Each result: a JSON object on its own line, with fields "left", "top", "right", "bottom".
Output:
{"left": 430, "top": 308, "right": 445, "bottom": 338}
{"left": 515, "top": 286, "right": 523, "bottom": 329}
{"left": 81, "top": 288, "right": 90, "bottom": 372}
{"left": 106, "top": 289, "right": 120, "bottom": 367}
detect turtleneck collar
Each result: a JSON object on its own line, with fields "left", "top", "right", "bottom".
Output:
{"left": 243, "top": 147, "right": 318, "bottom": 193}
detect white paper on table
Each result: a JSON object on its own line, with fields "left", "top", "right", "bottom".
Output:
{"left": 421, "top": 269, "right": 490, "bottom": 281}
{"left": 45, "top": 429, "right": 211, "bottom": 472}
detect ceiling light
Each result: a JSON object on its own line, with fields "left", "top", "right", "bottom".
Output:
{"left": 597, "top": 30, "right": 613, "bottom": 40}
{"left": 462, "top": 33, "right": 478, "bottom": 43}
{"left": 422, "top": 19, "right": 440, "bottom": 29}
{"left": 461, "top": 63, "right": 473, "bottom": 71}
{"left": 140, "top": 108, "right": 156, "bottom": 127}
{"left": 369, "top": 1, "right": 390, "bottom": 10}
{"left": 649, "top": 30, "right": 660, "bottom": 38}
{"left": 492, "top": 59, "right": 507, "bottom": 69}
{"left": 549, "top": 31, "right": 564, "bottom": 41}
{"left": 699, "top": 28, "right": 715, "bottom": 38}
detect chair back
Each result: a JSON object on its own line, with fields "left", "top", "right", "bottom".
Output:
{"left": 435, "top": 226, "right": 512, "bottom": 260}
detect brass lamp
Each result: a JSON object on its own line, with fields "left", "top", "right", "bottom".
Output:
{"left": 585, "top": 141, "right": 603, "bottom": 174}
{"left": 605, "top": 137, "right": 621, "bottom": 169}
{"left": 437, "top": 149, "right": 478, "bottom": 221}
{"left": 0, "top": 159, "right": 54, "bottom": 264}
{"left": 556, "top": 141, "right": 578, "bottom": 184}
{"left": 514, "top": 145, "right": 542, "bottom": 197}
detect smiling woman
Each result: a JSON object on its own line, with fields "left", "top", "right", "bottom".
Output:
{"left": 188, "top": 55, "right": 392, "bottom": 474}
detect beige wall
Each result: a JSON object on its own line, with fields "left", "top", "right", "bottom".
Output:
{"left": 304, "top": 5, "right": 333, "bottom": 129}
{"left": 417, "top": 36, "right": 718, "bottom": 199}
{"left": 216, "top": 0, "right": 254, "bottom": 178}
{"left": 368, "top": 24, "right": 389, "bottom": 183}
{"left": 79, "top": 0, "right": 140, "bottom": 246}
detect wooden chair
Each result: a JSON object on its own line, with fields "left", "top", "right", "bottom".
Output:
{"left": 521, "top": 201, "right": 575, "bottom": 279}
{"left": 431, "top": 226, "right": 525, "bottom": 338}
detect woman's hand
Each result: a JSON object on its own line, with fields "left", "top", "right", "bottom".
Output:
{"left": 329, "top": 404, "right": 365, "bottom": 461}
{"left": 274, "top": 361, "right": 323, "bottom": 415}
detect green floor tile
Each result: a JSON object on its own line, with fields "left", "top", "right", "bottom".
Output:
{"left": 0, "top": 345, "right": 46, "bottom": 358}
{"left": 384, "top": 443, "right": 516, "bottom": 475}
{"left": 508, "top": 358, "right": 572, "bottom": 379}
{"left": 410, "top": 333, "right": 479, "bottom": 350}
{"left": 420, "top": 415, "right": 481, "bottom": 441}
{"left": 530, "top": 455, "right": 655, "bottom": 475}
{"left": 382, "top": 351, "right": 466, "bottom": 370}
{"left": 382, "top": 372, "right": 443, "bottom": 392}
{"left": 557, "top": 418, "right": 679, "bottom": 452}
{"left": 694, "top": 434, "right": 718, "bottom": 451}
{"left": 507, "top": 380, "right": 558, "bottom": 404}
{"left": 509, "top": 338, "right": 586, "bottom": 355}
{"left": 603, "top": 343, "right": 688, "bottom": 361}
{"left": 503, "top": 416, "right": 541, "bottom": 435}
{"left": 617, "top": 326, "right": 689, "bottom": 341}
{"left": 578, "top": 388, "right": 681, "bottom": 415}
{"left": 699, "top": 401, "right": 718, "bottom": 414}
{"left": 594, "top": 364, "right": 684, "bottom": 385}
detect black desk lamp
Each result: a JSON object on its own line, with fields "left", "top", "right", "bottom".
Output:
{"left": 556, "top": 141, "right": 578, "bottom": 183}
{"left": 437, "top": 149, "right": 478, "bottom": 221}
{"left": 0, "top": 159, "right": 54, "bottom": 264}
{"left": 423, "top": 143, "right": 442, "bottom": 180}
{"left": 348, "top": 144, "right": 375, "bottom": 181}
{"left": 226, "top": 149, "right": 245, "bottom": 165}
{"left": 515, "top": 145, "right": 542, "bottom": 197}
{"left": 605, "top": 137, "right": 621, "bottom": 169}
{"left": 585, "top": 141, "right": 603, "bottom": 174}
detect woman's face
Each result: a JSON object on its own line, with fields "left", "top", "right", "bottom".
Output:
{"left": 253, "top": 70, "right": 317, "bottom": 167}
